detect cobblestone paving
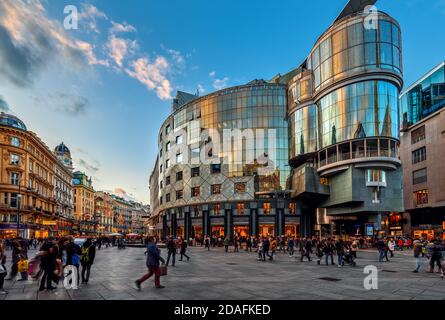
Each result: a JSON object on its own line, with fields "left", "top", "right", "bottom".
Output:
{"left": 1, "top": 246, "right": 444, "bottom": 300}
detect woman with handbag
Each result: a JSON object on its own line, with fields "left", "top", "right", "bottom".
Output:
{"left": 0, "top": 242, "right": 7, "bottom": 294}
{"left": 135, "top": 237, "right": 166, "bottom": 289}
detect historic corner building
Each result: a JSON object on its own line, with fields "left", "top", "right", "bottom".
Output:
{"left": 149, "top": 0, "right": 404, "bottom": 240}
{"left": 0, "top": 113, "right": 75, "bottom": 239}
{"left": 399, "top": 61, "right": 445, "bottom": 240}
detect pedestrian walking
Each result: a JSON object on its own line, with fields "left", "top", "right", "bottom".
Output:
{"left": 135, "top": 237, "right": 166, "bottom": 289}
{"left": 377, "top": 238, "right": 386, "bottom": 262}
{"left": 335, "top": 239, "right": 345, "bottom": 268}
{"left": 39, "top": 238, "right": 57, "bottom": 291}
{"left": 62, "top": 236, "right": 82, "bottom": 290}
{"left": 6, "top": 239, "right": 28, "bottom": 281}
{"left": 269, "top": 237, "right": 277, "bottom": 261}
{"left": 413, "top": 239, "right": 423, "bottom": 273}
{"left": 257, "top": 238, "right": 264, "bottom": 261}
{"left": 204, "top": 236, "right": 210, "bottom": 251}
{"left": 224, "top": 237, "right": 230, "bottom": 253}
{"left": 428, "top": 239, "right": 444, "bottom": 279}
{"left": 179, "top": 239, "right": 190, "bottom": 261}
{"left": 246, "top": 237, "right": 252, "bottom": 253}
{"left": 166, "top": 236, "right": 177, "bottom": 266}
{"left": 81, "top": 238, "right": 96, "bottom": 284}
{"left": 323, "top": 238, "right": 335, "bottom": 265}
{"left": 234, "top": 236, "right": 239, "bottom": 253}
{"left": 287, "top": 237, "right": 295, "bottom": 257}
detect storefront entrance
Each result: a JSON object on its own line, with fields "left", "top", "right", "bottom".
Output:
{"left": 177, "top": 226, "right": 184, "bottom": 238}
{"left": 285, "top": 224, "right": 298, "bottom": 237}
{"left": 259, "top": 224, "right": 275, "bottom": 237}
{"left": 192, "top": 225, "right": 202, "bottom": 238}
{"left": 413, "top": 229, "right": 434, "bottom": 240}
{"left": 211, "top": 225, "right": 224, "bottom": 237}
{"left": 233, "top": 226, "right": 248, "bottom": 237}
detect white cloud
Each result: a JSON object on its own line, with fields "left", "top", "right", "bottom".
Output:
{"left": 209, "top": 71, "right": 216, "bottom": 77}
{"left": 107, "top": 35, "right": 137, "bottom": 67}
{"left": 110, "top": 21, "right": 136, "bottom": 34}
{"left": 213, "top": 77, "right": 229, "bottom": 90}
{"left": 78, "top": 4, "right": 108, "bottom": 34}
{"left": 0, "top": 0, "right": 108, "bottom": 87}
{"left": 125, "top": 57, "right": 172, "bottom": 100}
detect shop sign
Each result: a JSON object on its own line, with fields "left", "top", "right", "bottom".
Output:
{"left": 210, "top": 218, "right": 224, "bottom": 225}
{"left": 42, "top": 220, "right": 57, "bottom": 226}
{"left": 365, "top": 223, "right": 374, "bottom": 236}
{"left": 443, "top": 221, "right": 445, "bottom": 230}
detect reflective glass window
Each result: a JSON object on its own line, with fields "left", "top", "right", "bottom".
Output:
{"left": 365, "top": 43, "right": 377, "bottom": 65}
{"left": 332, "top": 28, "right": 348, "bottom": 54}
{"left": 379, "top": 20, "right": 392, "bottom": 43}
{"left": 348, "top": 23, "right": 363, "bottom": 47}
{"left": 380, "top": 43, "right": 393, "bottom": 66}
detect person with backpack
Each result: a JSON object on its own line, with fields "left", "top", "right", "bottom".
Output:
{"left": 80, "top": 238, "right": 96, "bottom": 284}
{"left": 62, "top": 236, "right": 82, "bottom": 290}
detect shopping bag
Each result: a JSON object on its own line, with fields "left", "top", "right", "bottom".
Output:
{"left": 18, "top": 259, "right": 29, "bottom": 273}
{"left": 159, "top": 265, "right": 168, "bottom": 276}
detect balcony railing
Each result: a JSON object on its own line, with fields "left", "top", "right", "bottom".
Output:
{"left": 317, "top": 137, "right": 400, "bottom": 171}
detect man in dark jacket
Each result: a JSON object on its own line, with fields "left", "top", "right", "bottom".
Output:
{"left": 166, "top": 236, "right": 177, "bottom": 266}
{"left": 39, "top": 238, "right": 57, "bottom": 291}
{"left": 135, "top": 237, "right": 165, "bottom": 289}
{"left": 323, "top": 239, "right": 335, "bottom": 265}
{"left": 179, "top": 239, "right": 190, "bottom": 261}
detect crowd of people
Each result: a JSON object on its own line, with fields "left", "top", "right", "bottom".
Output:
{"left": 1, "top": 233, "right": 444, "bottom": 295}
{"left": 0, "top": 236, "right": 97, "bottom": 294}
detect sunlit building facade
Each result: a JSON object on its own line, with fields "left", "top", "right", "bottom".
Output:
{"left": 399, "top": 61, "right": 445, "bottom": 240}
{"left": 73, "top": 171, "right": 95, "bottom": 235}
{"left": 150, "top": 0, "right": 405, "bottom": 239}
{"left": 0, "top": 113, "right": 75, "bottom": 238}
{"left": 286, "top": 8, "right": 404, "bottom": 237}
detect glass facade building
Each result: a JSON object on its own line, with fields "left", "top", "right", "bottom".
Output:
{"left": 150, "top": 1, "right": 405, "bottom": 240}
{"left": 400, "top": 61, "right": 445, "bottom": 126}
{"left": 286, "top": 10, "right": 404, "bottom": 237}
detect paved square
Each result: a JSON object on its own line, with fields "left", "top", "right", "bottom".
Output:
{"left": 1, "top": 246, "right": 444, "bottom": 300}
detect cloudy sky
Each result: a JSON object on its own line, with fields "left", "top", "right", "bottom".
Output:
{"left": 0, "top": 0, "right": 444, "bottom": 204}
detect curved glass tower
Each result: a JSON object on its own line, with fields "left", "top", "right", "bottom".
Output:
{"left": 150, "top": 0, "right": 404, "bottom": 239}
{"left": 287, "top": 10, "right": 404, "bottom": 237}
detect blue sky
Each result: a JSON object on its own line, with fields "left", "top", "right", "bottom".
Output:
{"left": 0, "top": 0, "right": 444, "bottom": 204}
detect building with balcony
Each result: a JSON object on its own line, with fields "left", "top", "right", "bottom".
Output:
{"left": 399, "top": 61, "right": 445, "bottom": 240}
{"left": 149, "top": 0, "right": 404, "bottom": 240}
{"left": 0, "top": 113, "right": 73, "bottom": 238}
{"left": 286, "top": 3, "right": 404, "bottom": 238}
